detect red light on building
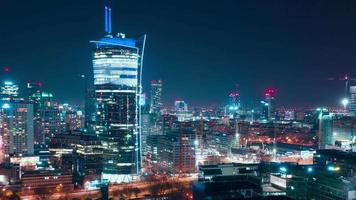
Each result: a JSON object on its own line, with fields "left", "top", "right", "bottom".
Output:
{"left": 264, "top": 87, "right": 277, "bottom": 97}
{"left": 3, "top": 66, "right": 10, "bottom": 73}
{"left": 229, "top": 92, "right": 240, "bottom": 97}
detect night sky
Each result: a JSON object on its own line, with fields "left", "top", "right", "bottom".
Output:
{"left": 1, "top": 0, "right": 356, "bottom": 108}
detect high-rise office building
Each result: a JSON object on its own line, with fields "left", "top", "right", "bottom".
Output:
{"left": 0, "top": 81, "right": 19, "bottom": 100}
{"left": 262, "top": 88, "right": 276, "bottom": 121}
{"left": 0, "top": 101, "right": 34, "bottom": 160}
{"left": 317, "top": 109, "right": 333, "bottom": 149}
{"left": 152, "top": 128, "right": 196, "bottom": 174}
{"left": 27, "top": 82, "right": 60, "bottom": 145}
{"left": 149, "top": 80, "right": 163, "bottom": 117}
{"left": 227, "top": 92, "right": 240, "bottom": 118}
{"left": 175, "top": 100, "right": 188, "bottom": 112}
{"left": 91, "top": 6, "right": 146, "bottom": 183}
{"left": 350, "top": 86, "right": 356, "bottom": 116}
{"left": 36, "top": 105, "right": 62, "bottom": 144}
{"left": 84, "top": 87, "right": 96, "bottom": 133}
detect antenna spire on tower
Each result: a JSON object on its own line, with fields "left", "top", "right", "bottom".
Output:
{"left": 108, "top": 7, "right": 112, "bottom": 34}
{"left": 104, "top": 6, "right": 112, "bottom": 34}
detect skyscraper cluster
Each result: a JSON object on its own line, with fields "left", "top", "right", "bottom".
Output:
{"left": 2, "top": 3, "right": 356, "bottom": 200}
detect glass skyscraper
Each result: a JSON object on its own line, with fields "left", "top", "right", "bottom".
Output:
{"left": 149, "top": 80, "right": 163, "bottom": 117}
{"left": 91, "top": 7, "right": 146, "bottom": 183}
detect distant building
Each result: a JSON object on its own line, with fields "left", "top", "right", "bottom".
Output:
{"left": 149, "top": 80, "right": 163, "bottom": 118}
{"left": 317, "top": 109, "right": 333, "bottom": 149}
{"left": 49, "top": 132, "right": 103, "bottom": 182}
{"left": 153, "top": 127, "right": 196, "bottom": 174}
{"left": 141, "top": 112, "right": 152, "bottom": 157}
{"left": 84, "top": 87, "right": 96, "bottom": 133}
{"left": 145, "top": 134, "right": 162, "bottom": 170}
{"left": 175, "top": 100, "right": 188, "bottom": 112}
{"left": 227, "top": 91, "right": 241, "bottom": 118}
{"left": 63, "top": 109, "right": 84, "bottom": 131}
{"left": 0, "top": 101, "right": 34, "bottom": 160}
{"left": 27, "top": 81, "right": 43, "bottom": 111}
{"left": 0, "top": 81, "right": 19, "bottom": 100}
{"left": 332, "top": 115, "right": 356, "bottom": 147}
{"left": 261, "top": 88, "right": 276, "bottom": 121}
{"left": 21, "top": 170, "right": 73, "bottom": 193}
{"left": 350, "top": 86, "right": 356, "bottom": 116}
{"left": 36, "top": 105, "right": 62, "bottom": 145}
{"left": 27, "top": 86, "right": 58, "bottom": 145}
{"left": 174, "top": 100, "right": 192, "bottom": 121}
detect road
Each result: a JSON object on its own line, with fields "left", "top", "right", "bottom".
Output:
{"left": 20, "top": 176, "right": 196, "bottom": 200}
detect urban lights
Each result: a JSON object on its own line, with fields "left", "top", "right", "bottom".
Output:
{"left": 327, "top": 165, "right": 340, "bottom": 172}
{"left": 341, "top": 98, "right": 349, "bottom": 110}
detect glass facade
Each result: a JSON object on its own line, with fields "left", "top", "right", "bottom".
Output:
{"left": 0, "top": 101, "right": 34, "bottom": 160}
{"left": 92, "top": 34, "right": 145, "bottom": 183}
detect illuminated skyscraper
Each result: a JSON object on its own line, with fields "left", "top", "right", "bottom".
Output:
{"left": 84, "top": 87, "right": 96, "bottom": 133}
{"left": 317, "top": 108, "right": 333, "bottom": 149}
{"left": 350, "top": 86, "right": 356, "bottom": 116}
{"left": 175, "top": 100, "right": 188, "bottom": 112}
{"left": 227, "top": 92, "right": 240, "bottom": 118}
{"left": 0, "top": 101, "right": 34, "bottom": 160}
{"left": 149, "top": 80, "right": 163, "bottom": 117}
{"left": 27, "top": 83, "right": 59, "bottom": 145}
{"left": 91, "top": 6, "right": 146, "bottom": 183}
{"left": 262, "top": 88, "right": 276, "bottom": 121}
{"left": 0, "top": 81, "right": 19, "bottom": 100}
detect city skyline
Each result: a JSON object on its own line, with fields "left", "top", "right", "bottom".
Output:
{"left": 2, "top": 1, "right": 356, "bottom": 199}
{"left": 1, "top": 0, "right": 356, "bottom": 107}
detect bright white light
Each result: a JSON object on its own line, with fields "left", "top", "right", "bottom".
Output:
{"left": 194, "top": 140, "right": 199, "bottom": 146}
{"left": 341, "top": 98, "right": 349, "bottom": 108}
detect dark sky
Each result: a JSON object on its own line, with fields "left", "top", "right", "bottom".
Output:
{"left": 1, "top": 0, "right": 356, "bottom": 108}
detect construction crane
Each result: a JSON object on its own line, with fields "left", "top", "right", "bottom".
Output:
{"left": 327, "top": 74, "right": 356, "bottom": 98}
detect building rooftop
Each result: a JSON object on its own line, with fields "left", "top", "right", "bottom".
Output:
{"left": 316, "top": 149, "right": 356, "bottom": 163}
{"left": 92, "top": 35, "right": 136, "bottom": 48}
{"left": 21, "top": 170, "right": 72, "bottom": 178}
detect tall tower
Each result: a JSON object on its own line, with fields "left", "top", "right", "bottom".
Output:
{"left": 317, "top": 108, "right": 333, "bottom": 149}
{"left": 350, "top": 86, "right": 356, "bottom": 116}
{"left": 226, "top": 84, "right": 241, "bottom": 119}
{"left": 91, "top": 6, "right": 146, "bottom": 183}
{"left": 149, "top": 80, "right": 163, "bottom": 118}
{"left": 0, "top": 101, "right": 34, "bottom": 160}
{"left": 227, "top": 92, "right": 240, "bottom": 118}
{"left": 263, "top": 87, "right": 276, "bottom": 121}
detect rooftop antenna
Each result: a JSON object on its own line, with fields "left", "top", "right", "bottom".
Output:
{"left": 104, "top": 6, "right": 112, "bottom": 34}
{"left": 108, "top": 7, "right": 112, "bottom": 34}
